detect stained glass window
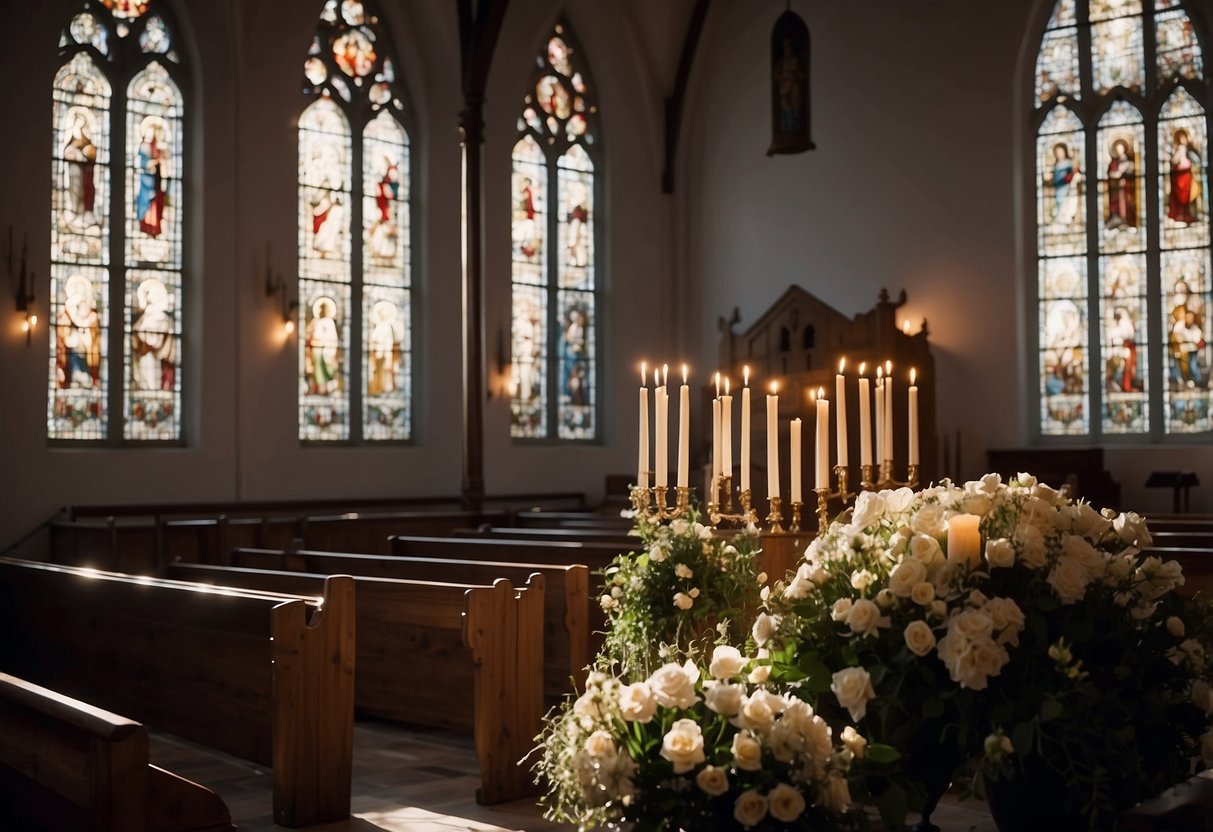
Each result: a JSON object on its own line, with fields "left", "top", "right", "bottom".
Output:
{"left": 511, "top": 24, "right": 600, "bottom": 440}
{"left": 1032, "top": 0, "right": 1210, "bottom": 440}
{"left": 299, "top": 0, "right": 412, "bottom": 442}
{"left": 49, "top": 3, "right": 187, "bottom": 442}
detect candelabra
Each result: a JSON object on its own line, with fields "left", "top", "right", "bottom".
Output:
{"left": 705, "top": 474, "right": 760, "bottom": 529}
{"left": 809, "top": 464, "right": 855, "bottom": 535}
{"left": 630, "top": 480, "right": 692, "bottom": 524}
{"left": 860, "top": 460, "right": 920, "bottom": 491}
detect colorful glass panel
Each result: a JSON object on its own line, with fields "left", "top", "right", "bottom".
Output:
{"left": 67, "top": 13, "right": 109, "bottom": 55}
{"left": 138, "top": 15, "right": 173, "bottom": 59}
{"left": 1097, "top": 102, "right": 1145, "bottom": 254}
{"left": 1090, "top": 0, "right": 1143, "bottom": 20}
{"left": 101, "top": 0, "right": 149, "bottom": 21}
{"left": 1155, "top": 5, "right": 1203, "bottom": 82}
{"left": 298, "top": 98, "right": 352, "bottom": 441}
{"left": 1039, "top": 257, "right": 1090, "bottom": 435}
{"left": 511, "top": 283, "right": 548, "bottom": 438}
{"left": 1037, "top": 106, "right": 1087, "bottom": 256}
{"left": 50, "top": 52, "right": 112, "bottom": 440}
{"left": 511, "top": 135, "right": 548, "bottom": 438}
{"left": 1159, "top": 88, "right": 1209, "bottom": 250}
{"left": 1092, "top": 14, "right": 1145, "bottom": 94}
{"left": 361, "top": 110, "right": 410, "bottom": 440}
{"left": 1036, "top": 26, "right": 1081, "bottom": 106}
{"left": 124, "top": 61, "right": 183, "bottom": 440}
{"left": 1100, "top": 254, "right": 1149, "bottom": 432}
{"left": 1162, "top": 249, "right": 1211, "bottom": 432}
{"left": 557, "top": 145, "right": 594, "bottom": 439}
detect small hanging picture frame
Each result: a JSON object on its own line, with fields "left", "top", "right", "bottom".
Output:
{"left": 767, "top": 8, "right": 814, "bottom": 155}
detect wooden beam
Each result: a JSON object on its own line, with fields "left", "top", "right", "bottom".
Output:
{"left": 662, "top": 0, "right": 711, "bottom": 194}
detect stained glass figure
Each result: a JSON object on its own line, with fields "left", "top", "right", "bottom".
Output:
{"left": 1040, "top": 257, "right": 1090, "bottom": 435}
{"left": 301, "top": 0, "right": 412, "bottom": 442}
{"left": 1162, "top": 249, "right": 1211, "bottom": 432}
{"left": 1097, "top": 102, "right": 1145, "bottom": 253}
{"left": 1092, "top": 13, "right": 1144, "bottom": 94}
{"left": 68, "top": 13, "right": 109, "bottom": 55}
{"left": 101, "top": 0, "right": 149, "bottom": 21}
{"left": 1159, "top": 88, "right": 1209, "bottom": 249}
{"left": 138, "top": 15, "right": 172, "bottom": 58}
{"left": 1100, "top": 254, "right": 1149, "bottom": 432}
{"left": 511, "top": 23, "right": 599, "bottom": 440}
{"left": 1037, "top": 106, "right": 1087, "bottom": 256}
{"left": 1156, "top": 4, "right": 1203, "bottom": 81}
{"left": 1036, "top": 1, "right": 1080, "bottom": 106}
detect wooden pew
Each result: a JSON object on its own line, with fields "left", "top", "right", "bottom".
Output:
{"left": 0, "top": 672, "right": 233, "bottom": 832}
{"left": 217, "top": 549, "right": 587, "bottom": 703}
{"left": 162, "top": 562, "right": 544, "bottom": 804}
{"left": 511, "top": 510, "right": 634, "bottom": 530}
{"left": 455, "top": 526, "right": 638, "bottom": 546}
{"left": 1150, "top": 531, "right": 1213, "bottom": 550}
{"left": 0, "top": 558, "right": 354, "bottom": 828}
{"left": 390, "top": 533, "right": 624, "bottom": 574}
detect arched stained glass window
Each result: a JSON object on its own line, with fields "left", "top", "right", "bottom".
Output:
{"left": 1032, "top": 0, "right": 1210, "bottom": 439}
{"left": 511, "top": 23, "right": 600, "bottom": 440}
{"left": 299, "top": 0, "right": 413, "bottom": 443}
{"left": 50, "top": 1, "right": 187, "bottom": 442}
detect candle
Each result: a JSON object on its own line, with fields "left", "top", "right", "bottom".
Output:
{"left": 908, "top": 368, "right": 919, "bottom": 467}
{"left": 790, "top": 417, "right": 802, "bottom": 503}
{"left": 884, "top": 361, "right": 894, "bottom": 463}
{"left": 677, "top": 365, "right": 690, "bottom": 487}
{"left": 638, "top": 363, "right": 649, "bottom": 489}
{"left": 711, "top": 397, "right": 721, "bottom": 480}
{"left": 740, "top": 367, "right": 751, "bottom": 493}
{"left": 858, "top": 363, "right": 872, "bottom": 467}
{"left": 835, "top": 358, "right": 848, "bottom": 467}
{"left": 947, "top": 514, "right": 982, "bottom": 568}
{"left": 874, "top": 368, "right": 885, "bottom": 465}
{"left": 655, "top": 378, "right": 669, "bottom": 488}
{"left": 767, "top": 382, "right": 779, "bottom": 500}
{"left": 721, "top": 378, "right": 733, "bottom": 481}
{"left": 816, "top": 387, "right": 829, "bottom": 490}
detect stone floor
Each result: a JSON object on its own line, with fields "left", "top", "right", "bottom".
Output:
{"left": 149, "top": 722, "right": 997, "bottom": 832}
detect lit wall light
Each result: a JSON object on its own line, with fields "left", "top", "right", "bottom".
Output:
{"left": 263, "top": 242, "right": 298, "bottom": 339}
{"left": 6, "top": 227, "right": 36, "bottom": 347}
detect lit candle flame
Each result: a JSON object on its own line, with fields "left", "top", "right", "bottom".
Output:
{"left": 654, "top": 368, "right": 661, "bottom": 387}
{"left": 910, "top": 368, "right": 917, "bottom": 385}
{"left": 29, "top": 315, "right": 37, "bottom": 329}
{"left": 662, "top": 364, "right": 669, "bottom": 386}
{"left": 839, "top": 357, "right": 846, "bottom": 374}
{"left": 885, "top": 359, "right": 892, "bottom": 374}
{"left": 714, "top": 371, "right": 721, "bottom": 398}
{"left": 877, "top": 365, "right": 884, "bottom": 381}
{"left": 744, "top": 365, "right": 750, "bottom": 386}
{"left": 859, "top": 361, "right": 867, "bottom": 376}
{"left": 770, "top": 381, "right": 778, "bottom": 394}
{"left": 682, "top": 364, "right": 688, "bottom": 384}
{"left": 641, "top": 361, "right": 647, "bottom": 386}
{"left": 724, "top": 377, "right": 730, "bottom": 395}
{"left": 819, "top": 386, "right": 826, "bottom": 400}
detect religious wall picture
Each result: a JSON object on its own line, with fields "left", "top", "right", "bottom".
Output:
{"left": 767, "top": 9, "right": 813, "bottom": 156}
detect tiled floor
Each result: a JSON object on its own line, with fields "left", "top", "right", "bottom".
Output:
{"left": 149, "top": 722, "right": 997, "bottom": 831}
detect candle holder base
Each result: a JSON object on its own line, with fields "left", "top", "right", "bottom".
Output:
{"left": 789, "top": 500, "right": 803, "bottom": 533}
{"left": 629, "top": 483, "right": 694, "bottom": 525}
{"left": 709, "top": 478, "right": 758, "bottom": 528}
{"left": 873, "top": 460, "right": 921, "bottom": 490}
{"left": 766, "top": 496, "right": 785, "bottom": 534}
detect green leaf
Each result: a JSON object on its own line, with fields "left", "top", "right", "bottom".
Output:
{"left": 797, "top": 655, "right": 834, "bottom": 694}
{"left": 867, "top": 743, "right": 901, "bottom": 765}
{"left": 877, "top": 783, "right": 909, "bottom": 831}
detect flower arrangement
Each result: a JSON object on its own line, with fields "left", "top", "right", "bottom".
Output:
{"left": 535, "top": 645, "right": 862, "bottom": 831}
{"left": 763, "top": 473, "right": 1213, "bottom": 829}
{"left": 599, "top": 512, "right": 762, "bottom": 676}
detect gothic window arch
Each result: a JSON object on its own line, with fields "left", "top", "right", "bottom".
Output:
{"left": 50, "top": 0, "right": 188, "bottom": 442}
{"left": 1033, "top": 0, "right": 1211, "bottom": 438}
{"left": 298, "top": 0, "right": 414, "bottom": 442}
{"left": 510, "top": 22, "right": 601, "bottom": 440}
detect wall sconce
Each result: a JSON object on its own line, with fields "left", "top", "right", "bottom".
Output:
{"left": 6, "top": 227, "right": 36, "bottom": 346}
{"left": 263, "top": 243, "right": 298, "bottom": 336}
{"left": 491, "top": 326, "right": 514, "bottom": 399}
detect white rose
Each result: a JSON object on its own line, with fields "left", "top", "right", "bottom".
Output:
{"left": 1062, "top": 534, "right": 1107, "bottom": 578}
{"left": 710, "top": 644, "right": 749, "bottom": 680}
{"left": 704, "top": 681, "right": 746, "bottom": 717}
{"left": 1113, "top": 511, "right": 1152, "bottom": 547}
{"left": 1167, "top": 616, "right": 1186, "bottom": 638}
{"left": 733, "top": 789, "right": 769, "bottom": 828}
{"left": 618, "top": 682, "right": 656, "bottom": 723}
{"left": 929, "top": 599, "right": 948, "bottom": 620}
{"left": 649, "top": 543, "right": 668, "bottom": 562}
{"left": 840, "top": 725, "right": 867, "bottom": 758}
{"left": 889, "top": 557, "right": 928, "bottom": 597}
{"left": 673, "top": 591, "right": 694, "bottom": 610}
{"left": 695, "top": 764, "right": 729, "bottom": 796}
{"left": 851, "top": 491, "right": 887, "bottom": 529}
{"left": 584, "top": 729, "right": 616, "bottom": 759}
{"left": 1016, "top": 523, "right": 1048, "bottom": 568}
{"left": 1048, "top": 556, "right": 1091, "bottom": 604}
{"left": 831, "top": 667, "right": 876, "bottom": 721}
{"left": 572, "top": 691, "right": 603, "bottom": 720}
{"left": 752, "top": 613, "right": 779, "bottom": 647}
{"left": 885, "top": 487, "right": 916, "bottom": 515}
{"left": 911, "top": 504, "right": 948, "bottom": 538}
{"left": 1071, "top": 502, "right": 1113, "bottom": 538}
{"left": 845, "top": 598, "right": 887, "bottom": 638}
{"left": 731, "top": 730, "right": 763, "bottom": 771}
{"left": 674, "top": 563, "right": 693, "bottom": 579}
{"left": 851, "top": 569, "right": 877, "bottom": 592}
{"left": 911, "top": 581, "right": 936, "bottom": 605}
{"left": 670, "top": 519, "right": 689, "bottom": 536}
{"left": 695, "top": 522, "right": 713, "bottom": 539}
{"left": 660, "top": 718, "right": 705, "bottom": 773}
{"left": 952, "top": 608, "right": 994, "bottom": 641}
{"left": 876, "top": 588, "right": 895, "bottom": 609}
{"left": 985, "top": 538, "right": 1016, "bottom": 569}
{"left": 1015, "top": 472, "right": 1037, "bottom": 488}
{"left": 647, "top": 661, "right": 700, "bottom": 709}
{"left": 909, "top": 533, "right": 943, "bottom": 565}
{"left": 831, "top": 598, "right": 853, "bottom": 622}
{"left": 976, "top": 473, "right": 1002, "bottom": 495}
{"left": 962, "top": 493, "right": 993, "bottom": 517}
{"left": 1032, "top": 482, "right": 1064, "bottom": 505}
{"left": 904, "top": 620, "right": 937, "bottom": 656}
{"left": 768, "top": 783, "right": 807, "bottom": 823}
{"left": 820, "top": 774, "right": 852, "bottom": 812}
{"left": 735, "top": 689, "right": 785, "bottom": 732}
{"left": 1190, "top": 679, "right": 1213, "bottom": 714}
{"left": 748, "top": 664, "right": 771, "bottom": 684}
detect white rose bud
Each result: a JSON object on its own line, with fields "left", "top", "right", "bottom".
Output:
{"left": 748, "top": 664, "right": 771, "bottom": 684}
{"left": 985, "top": 538, "right": 1016, "bottom": 569}
{"left": 851, "top": 569, "right": 876, "bottom": 591}
{"left": 695, "top": 764, "right": 729, "bottom": 796}
{"left": 768, "top": 783, "right": 807, "bottom": 823}
{"left": 840, "top": 725, "right": 867, "bottom": 758}
{"left": 690, "top": 587, "right": 701, "bottom": 598}
{"left": 710, "top": 644, "right": 748, "bottom": 679}
{"left": 649, "top": 544, "right": 668, "bottom": 562}
{"left": 1167, "top": 616, "right": 1186, "bottom": 638}
{"left": 876, "top": 588, "right": 895, "bottom": 609}
{"left": 617, "top": 682, "right": 657, "bottom": 723}
{"left": 673, "top": 591, "right": 694, "bottom": 610}
{"left": 910, "top": 581, "right": 936, "bottom": 606}
{"left": 831, "top": 598, "right": 853, "bottom": 621}
{"left": 752, "top": 613, "right": 779, "bottom": 647}
{"left": 831, "top": 667, "right": 876, "bottom": 722}
{"left": 584, "top": 729, "right": 616, "bottom": 759}
{"left": 845, "top": 598, "right": 886, "bottom": 638}
{"left": 929, "top": 599, "right": 948, "bottom": 620}
{"left": 704, "top": 681, "right": 746, "bottom": 717}
{"left": 660, "top": 718, "right": 706, "bottom": 773}
{"left": 733, "top": 789, "right": 769, "bottom": 828}
{"left": 731, "top": 730, "right": 763, "bottom": 771}
{"left": 904, "top": 620, "right": 937, "bottom": 657}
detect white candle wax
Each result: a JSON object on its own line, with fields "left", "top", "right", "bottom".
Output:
{"left": 908, "top": 383, "right": 919, "bottom": 466}
{"left": 720, "top": 394, "right": 733, "bottom": 480}
{"left": 947, "top": 514, "right": 982, "bottom": 568}
{"left": 835, "top": 370, "right": 848, "bottom": 467}
{"left": 816, "top": 396, "right": 830, "bottom": 489}
{"left": 874, "top": 379, "right": 885, "bottom": 464}
{"left": 740, "top": 386, "right": 751, "bottom": 492}
{"left": 790, "top": 418, "right": 802, "bottom": 503}
{"left": 638, "top": 386, "right": 649, "bottom": 488}
{"left": 677, "top": 382, "right": 690, "bottom": 487}
{"left": 711, "top": 398, "right": 721, "bottom": 480}
{"left": 858, "top": 376, "right": 872, "bottom": 467}
{"left": 655, "top": 386, "right": 668, "bottom": 488}
{"left": 884, "top": 373, "right": 894, "bottom": 464}
{"left": 766, "top": 392, "right": 779, "bottom": 500}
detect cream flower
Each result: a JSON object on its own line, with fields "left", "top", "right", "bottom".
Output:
{"left": 831, "top": 667, "right": 875, "bottom": 721}
{"left": 735, "top": 689, "right": 785, "bottom": 732}
{"left": 748, "top": 664, "right": 771, "bottom": 684}
{"left": 647, "top": 661, "right": 700, "bottom": 709}
{"left": 731, "top": 730, "right": 763, "bottom": 771}
{"left": 704, "top": 681, "right": 745, "bottom": 717}
{"left": 851, "top": 491, "right": 887, "bottom": 530}
{"left": 584, "top": 729, "right": 616, "bottom": 759}
{"left": 831, "top": 598, "right": 853, "bottom": 621}
{"left": 886, "top": 487, "right": 916, "bottom": 514}
{"left": 674, "top": 563, "right": 693, "bottom": 579}
{"left": 909, "top": 533, "right": 943, "bottom": 565}
{"left": 695, "top": 765, "right": 729, "bottom": 796}
{"left": 1167, "top": 616, "right": 1186, "bottom": 638}
{"left": 617, "top": 682, "right": 656, "bottom": 723}
{"left": 910, "top": 581, "right": 936, "bottom": 605}
{"left": 752, "top": 612, "right": 779, "bottom": 647}
{"left": 649, "top": 543, "right": 668, "bottom": 562}
{"left": 1048, "top": 556, "right": 1091, "bottom": 604}
{"left": 660, "top": 718, "right": 705, "bottom": 773}
{"left": 845, "top": 598, "right": 888, "bottom": 638}
{"left": 820, "top": 774, "right": 852, "bottom": 812}
{"left": 733, "top": 789, "right": 769, "bottom": 828}
{"left": 904, "top": 620, "right": 937, "bottom": 656}
{"left": 1113, "top": 510, "right": 1152, "bottom": 547}
{"left": 710, "top": 644, "right": 748, "bottom": 680}
{"left": 768, "top": 783, "right": 807, "bottom": 823}
{"left": 840, "top": 725, "right": 867, "bottom": 758}
{"left": 1015, "top": 523, "right": 1048, "bottom": 569}
{"left": 985, "top": 537, "right": 1016, "bottom": 568}
{"left": 889, "top": 557, "right": 928, "bottom": 597}
{"left": 851, "top": 569, "right": 877, "bottom": 592}
{"left": 673, "top": 591, "right": 694, "bottom": 610}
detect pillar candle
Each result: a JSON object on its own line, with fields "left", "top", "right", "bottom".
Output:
{"left": 740, "top": 368, "right": 751, "bottom": 493}
{"left": 858, "top": 367, "right": 872, "bottom": 467}
{"left": 711, "top": 397, "right": 721, "bottom": 480}
{"left": 790, "top": 418, "right": 802, "bottom": 503}
{"left": 766, "top": 384, "right": 779, "bottom": 500}
{"left": 835, "top": 359, "right": 848, "bottom": 467}
{"left": 874, "top": 374, "right": 885, "bottom": 464}
{"left": 884, "top": 362, "right": 894, "bottom": 463}
{"left": 816, "top": 389, "right": 829, "bottom": 489}
{"left": 677, "top": 366, "right": 690, "bottom": 487}
{"left": 721, "top": 388, "right": 733, "bottom": 481}
{"left": 655, "top": 383, "right": 669, "bottom": 488}
{"left": 638, "top": 376, "right": 649, "bottom": 489}
{"left": 908, "top": 369, "right": 919, "bottom": 467}
{"left": 947, "top": 514, "right": 982, "bottom": 568}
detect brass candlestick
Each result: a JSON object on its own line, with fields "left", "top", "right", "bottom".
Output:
{"left": 808, "top": 465, "right": 854, "bottom": 535}
{"left": 789, "top": 500, "right": 804, "bottom": 533}
{"left": 859, "top": 463, "right": 877, "bottom": 491}
{"left": 708, "top": 477, "right": 759, "bottom": 528}
{"left": 812, "top": 488, "right": 830, "bottom": 533}
{"left": 630, "top": 482, "right": 694, "bottom": 525}
{"left": 875, "top": 460, "right": 920, "bottom": 490}
{"left": 766, "top": 495, "right": 785, "bottom": 533}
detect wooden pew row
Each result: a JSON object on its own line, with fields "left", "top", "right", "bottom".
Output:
{"left": 390, "top": 534, "right": 624, "bottom": 573}
{"left": 454, "top": 526, "right": 638, "bottom": 546}
{"left": 164, "top": 562, "right": 543, "bottom": 805}
{"left": 219, "top": 548, "right": 587, "bottom": 704}
{"left": 0, "top": 558, "right": 354, "bottom": 828}
{"left": 0, "top": 672, "right": 233, "bottom": 832}
{"left": 1148, "top": 517, "right": 1213, "bottom": 534}
{"left": 1151, "top": 531, "right": 1213, "bottom": 549}
{"left": 511, "top": 510, "right": 634, "bottom": 530}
